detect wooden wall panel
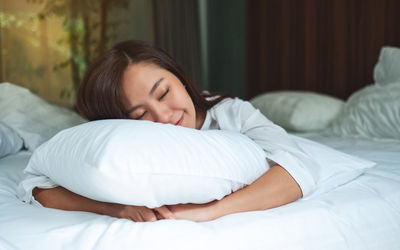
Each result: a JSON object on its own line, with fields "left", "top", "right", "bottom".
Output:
{"left": 246, "top": 0, "right": 400, "bottom": 100}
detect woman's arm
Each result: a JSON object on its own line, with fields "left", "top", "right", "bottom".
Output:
{"left": 33, "top": 187, "right": 175, "bottom": 222}
{"left": 208, "top": 98, "right": 319, "bottom": 197}
{"left": 167, "top": 164, "right": 301, "bottom": 222}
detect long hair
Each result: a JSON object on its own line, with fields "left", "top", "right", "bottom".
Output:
{"left": 76, "top": 40, "right": 228, "bottom": 121}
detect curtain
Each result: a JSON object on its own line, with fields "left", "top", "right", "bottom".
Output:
{"left": 152, "top": 0, "right": 203, "bottom": 89}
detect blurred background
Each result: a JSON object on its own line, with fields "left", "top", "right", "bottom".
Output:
{"left": 0, "top": 0, "right": 245, "bottom": 107}
{"left": 1, "top": 0, "right": 399, "bottom": 107}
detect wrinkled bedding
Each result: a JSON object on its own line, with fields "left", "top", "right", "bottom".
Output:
{"left": 0, "top": 134, "right": 399, "bottom": 250}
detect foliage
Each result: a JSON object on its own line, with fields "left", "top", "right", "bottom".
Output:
{"left": 26, "top": 0, "right": 130, "bottom": 99}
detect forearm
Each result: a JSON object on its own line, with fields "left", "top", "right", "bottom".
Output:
{"left": 212, "top": 165, "right": 302, "bottom": 219}
{"left": 33, "top": 187, "right": 174, "bottom": 222}
{"left": 33, "top": 187, "right": 111, "bottom": 215}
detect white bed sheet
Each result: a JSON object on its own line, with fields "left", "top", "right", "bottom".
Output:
{"left": 1, "top": 134, "right": 400, "bottom": 250}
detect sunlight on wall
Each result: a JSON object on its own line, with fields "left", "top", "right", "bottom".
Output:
{"left": 1, "top": 0, "right": 72, "bottom": 106}
{"left": 0, "top": 0, "right": 153, "bottom": 107}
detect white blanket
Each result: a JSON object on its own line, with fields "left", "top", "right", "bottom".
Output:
{"left": 1, "top": 134, "right": 400, "bottom": 250}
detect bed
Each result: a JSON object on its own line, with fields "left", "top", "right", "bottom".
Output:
{"left": 0, "top": 134, "right": 399, "bottom": 250}
{"left": 1, "top": 47, "right": 400, "bottom": 249}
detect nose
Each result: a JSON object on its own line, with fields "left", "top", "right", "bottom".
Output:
{"left": 151, "top": 103, "right": 172, "bottom": 124}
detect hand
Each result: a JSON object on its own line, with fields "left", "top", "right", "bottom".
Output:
{"left": 168, "top": 201, "right": 218, "bottom": 222}
{"left": 32, "top": 187, "right": 177, "bottom": 222}
{"left": 106, "top": 204, "right": 175, "bottom": 222}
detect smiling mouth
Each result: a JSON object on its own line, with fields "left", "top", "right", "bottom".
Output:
{"left": 175, "top": 115, "right": 184, "bottom": 126}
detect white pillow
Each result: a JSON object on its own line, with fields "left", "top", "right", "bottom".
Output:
{"left": 19, "top": 119, "right": 375, "bottom": 208}
{"left": 0, "top": 122, "right": 23, "bottom": 158}
{"left": 250, "top": 91, "right": 344, "bottom": 132}
{"left": 0, "top": 82, "right": 87, "bottom": 151}
{"left": 373, "top": 46, "right": 400, "bottom": 85}
{"left": 22, "top": 120, "right": 269, "bottom": 208}
{"left": 330, "top": 82, "right": 400, "bottom": 140}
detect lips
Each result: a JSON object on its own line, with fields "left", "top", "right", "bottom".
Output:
{"left": 175, "top": 115, "right": 184, "bottom": 126}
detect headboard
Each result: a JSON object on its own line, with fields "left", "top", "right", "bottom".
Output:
{"left": 245, "top": 0, "right": 400, "bottom": 100}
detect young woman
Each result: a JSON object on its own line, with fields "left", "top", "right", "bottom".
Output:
{"left": 33, "top": 40, "right": 319, "bottom": 222}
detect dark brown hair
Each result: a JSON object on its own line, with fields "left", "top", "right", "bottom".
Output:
{"left": 76, "top": 40, "right": 228, "bottom": 121}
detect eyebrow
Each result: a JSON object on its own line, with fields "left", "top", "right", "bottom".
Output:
{"left": 150, "top": 77, "right": 164, "bottom": 95}
{"left": 125, "top": 77, "right": 164, "bottom": 115}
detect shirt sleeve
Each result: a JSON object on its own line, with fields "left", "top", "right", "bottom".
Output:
{"left": 17, "top": 165, "right": 59, "bottom": 205}
{"left": 208, "top": 98, "right": 319, "bottom": 196}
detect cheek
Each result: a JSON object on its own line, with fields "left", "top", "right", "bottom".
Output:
{"left": 184, "top": 93, "right": 196, "bottom": 114}
{"left": 177, "top": 91, "right": 196, "bottom": 127}
{"left": 174, "top": 87, "right": 192, "bottom": 108}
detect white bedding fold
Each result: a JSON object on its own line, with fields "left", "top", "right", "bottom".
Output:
{"left": 1, "top": 135, "right": 400, "bottom": 250}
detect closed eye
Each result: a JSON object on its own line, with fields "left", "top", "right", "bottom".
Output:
{"left": 135, "top": 111, "right": 147, "bottom": 120}
{"left": 159, "top": 89, "right": 169, "bottom": 100}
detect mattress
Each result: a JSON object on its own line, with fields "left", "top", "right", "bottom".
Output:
{"left": 0, "top": 133, "right": 400, "bottom": 250}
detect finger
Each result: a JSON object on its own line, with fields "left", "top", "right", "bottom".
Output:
{"left": 130, "top": 215, "right": 142, "bottom": 222}
{"left": 142, "top": 208, "right": 157, "bottom": 222}
{"left": 131, "top": 210, "right": 145, "bottom": 222}
{"left": 155, "top": 206, "right": 176, "bottom": 219}
{"left": 127, "top": 211, "right": 142, "bottom": 222}
{"left": 154, "top": 210, "right": 163, "bottom": 220}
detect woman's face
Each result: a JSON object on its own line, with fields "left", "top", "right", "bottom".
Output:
{"left": 122, "top": 62, "right": 203, "bottom": 129}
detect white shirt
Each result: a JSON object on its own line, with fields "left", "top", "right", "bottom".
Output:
{"left": 19, "top": 97, "right": 319, "bottom": 204}
{"left": 201, "top": 97, "right": 319, "bottom": 196}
